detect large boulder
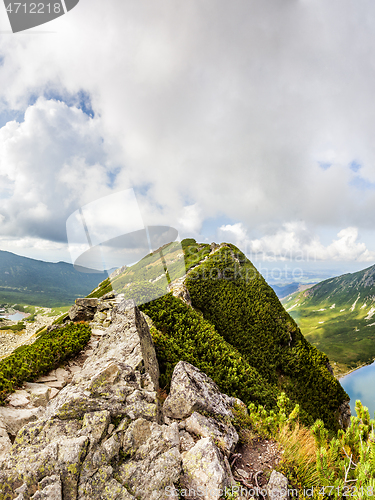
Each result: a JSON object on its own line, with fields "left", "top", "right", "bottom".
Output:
{"left": 163, "top": 361, "right": 236, "bottom": 420}
{"left": 117, "top": 419, "right": 181, "bottom": 500}
{"left": 185, "top": 411, "right": 238, "bottom": 455}
{"left": 0, "top": 407, "right": 43, "bottom": 437}
{"left": 68, "top": 298, "right": 99, "bottom": 322}
{"left": 181, "top": 437, "right": 235, "bottom": 500}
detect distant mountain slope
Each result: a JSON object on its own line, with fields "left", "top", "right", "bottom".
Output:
{"left": 282, "top": 264, "right": 375, "bottom": 375}
{"left": 0, "top": 250, "right": 107, "bottom": 306}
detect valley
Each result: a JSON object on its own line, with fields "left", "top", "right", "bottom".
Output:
{"left": 282, "top": 264, "right": 375, "bottom": 377}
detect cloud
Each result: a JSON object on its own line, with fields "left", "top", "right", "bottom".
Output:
{"left": 219, "top": 222, "right": 375, "bottom": 262}
{"left": 0, "top": 1, "right": 375, "bottom": 259}
{"left": 0, "top": 97, "right": 113, "bottom": 242}
{"left": 178, "top": 204, "right": 202, "bottom": 235}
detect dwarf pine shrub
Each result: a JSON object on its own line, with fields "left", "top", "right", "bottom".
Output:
{"left": 0, "top": 322, "right": 91, "bottom": 404}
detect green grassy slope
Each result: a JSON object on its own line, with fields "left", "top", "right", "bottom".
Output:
{"left": 0, "top": 250, "right": 107, "bottom": 306}
{"left": 282, "top": 264, "right": 375, "bottom": 375}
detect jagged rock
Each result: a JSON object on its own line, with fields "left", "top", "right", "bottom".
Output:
{"left": 163, "top": 361, "right": 236, "bottom": 420}
{"left": 0, "top": 418, "right": 11, "bottom": 462}
{"left": 267, "top": 470, "right": 288, "bottom": 500}
{"left": 338, "top": 400, "right": 351, "bottom": 429}
{"left": 68, "top": 298, "right": 99, "bottom": 322}
{"left": 31, "top": 475, "right": 62, "bottom": 499}
{"left": 0, "top": 406, "right": 43, "bottom": 436}
{"left": 76, "top": 298, "right": 99, "bottom": 308}
{"left": 117, "top": 419, "right": 181, "bottom": 500}
{"left": 185, "top": 411, "right": 238, "bottom": 454}
{"left": 168, "top": 283, "right": 192, "bottom": 306}
{"left": 179, "top": 430, "right": 196, "bottom": 453}
{"left": 0, "top": 301, "right": 162, "bottom": 498}
{"left": 181, "top": 437, "right": 235, "bottom": 500}
{"left": 93, "top": 311, "right": 107, "bottom": 322}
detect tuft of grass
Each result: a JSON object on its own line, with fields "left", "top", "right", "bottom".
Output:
{"left": 277, "top": 423, "right": 320, "bottom": 490}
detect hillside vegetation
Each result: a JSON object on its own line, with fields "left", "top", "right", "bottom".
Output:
{"left": 282, "top": 264, "right": 375, "bottom": 376}
{"left": 88, "top": 238, "right": 348, "bottom": 431}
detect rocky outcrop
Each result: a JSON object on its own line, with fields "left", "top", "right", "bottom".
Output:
{"left": 0, "top": 300, "right": 161, "bottom": 499}
{"left": 181, "top": 437, "right": 236, "bottom": 500}
{"left": 0, "top": 419, "right": 11, "bottom": 463}
{"left": 338, "top": 400, "right": 351, "bottom": 429}
{"left": 0, "top": 299, "right": 286, "bottom": 500}
{"left": 68, "top": 298, "right": 99, "bottom": 322}
{"left": 168, "top": 283, "right": 192, "bottom": 306}
{"left": 163, "top": 361, "right": 236, "bottom": 420}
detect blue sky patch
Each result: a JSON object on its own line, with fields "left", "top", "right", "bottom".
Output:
{"left": 0, "top": 108, "right": 24, "bottom": 128}
{"left": 27, "top": 89, "right": 95, "bottom": 118}
{"left": 350, "top": 175, "right": 375, "bottom": 190}
{"left": 319, "top": 162, "right": 331, "bottom": 170}
{"left": 106, "top": 167, "right": 121, "bottom": 189}
{"left": 350, "top": 160, "right": 361, "bottom": 172}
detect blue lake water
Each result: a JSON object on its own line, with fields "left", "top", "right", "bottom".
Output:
{"left": 340, "top": 361, "right": 375, "bottom": 418}
{"left": 0, "top": 312, "right": 26, "bottom": 321}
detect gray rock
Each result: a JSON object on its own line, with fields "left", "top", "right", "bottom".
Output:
{"left": 169, "top": 283, "right": 192, "bottom": 306}
{"left": 76, "top": 298, "right": 99, "bottom": 308}
{"left": 338, "top": 400, "right": 351, "bottom": 429}
{"left": 267, "top": 470, "right": 288, "bottom": 500}
{"left": 24, "top": 382, "right": 52, "bottom": 407}
{"left": 118, "top": 420, "right": 181, "bottom": 500}
{"left": 31, "top": 475, "right": 62, "bottom": 499}
{"left": 68, "top": 298, "right": 98, "bottom": 322}
{"left": 182, "top": 437, "right": 234, "bottom": 500}
{"left": 179, "top": 430, "right": 196, "bottom": 453}
{"left": 185, "top": 411, "right": 238, "bottom": 454}
{"left": 6, "top": 389, "right": 30, "bottom": 407}
{"left": 0, "top": 301, "right": 162, "bottom": 498}
{"left": 163, "top": 361, "right": 236, "bottom": 419}
{"left": 0, "top": 301, "right": 246, "bottom": 500}
{"left": 0, "top": 418, "right": 11, "bottom": 462}
{"left": 0, "top": 406, "right": 43, "bottom": 436}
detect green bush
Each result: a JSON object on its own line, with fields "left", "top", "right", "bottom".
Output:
{"left": 0, "top": 322, "right": 91, "bottom": 404}
{"left": 185, "top": 244, "right": 348, "bottom": 431}
{"left": 141, "top": 293, "right": 282, "bottom": 410}
{"left": 0, "top": 321, "right": 25, "bottom": 332}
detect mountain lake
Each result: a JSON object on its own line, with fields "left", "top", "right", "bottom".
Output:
{"left": 340, "top": 362, "right": 375, "bottom": 418}
{"left": 0, "top": 312, "right": 27, "bottom": 321}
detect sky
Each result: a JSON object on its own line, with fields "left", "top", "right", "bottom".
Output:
{"left": 1, "top": 0, "right": 375, "bottom": 283}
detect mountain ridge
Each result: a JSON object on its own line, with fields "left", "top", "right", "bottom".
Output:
{"left": 0, "top": 249, "right": 107, "bottom": 306}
